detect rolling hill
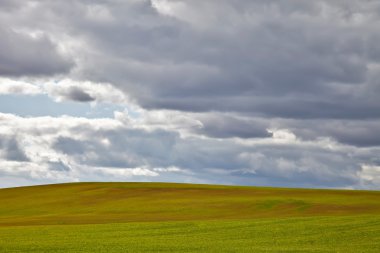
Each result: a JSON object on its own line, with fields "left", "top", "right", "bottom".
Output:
{"left": 1, "top": 182, "right": 380, "bottom": 252}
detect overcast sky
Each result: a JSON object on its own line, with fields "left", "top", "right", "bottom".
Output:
{"left": 1, "top": 0, "right": 380, "bottom": 189}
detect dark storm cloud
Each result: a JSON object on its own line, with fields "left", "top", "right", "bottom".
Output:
{"left": 194, "top": 114, "right": 271, "bottom": 139}
{"left": 1, "top": 0, "right": 380, "bottom": 120}
{"left": 61, "top": 0, "right": 379, "bottom": 121}
{"left": 0, "top": 28, "right": 73, "bottom": 77}
{"left": 274, "top": 119, "right": 380, "bottom": 147}
{"left": 139, "top": 96, "right": 380, "bottom": 120}
{"left": 64, "top": 87, "right": 95, "bottom": 102}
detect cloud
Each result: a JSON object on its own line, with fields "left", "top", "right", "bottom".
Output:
{"left": 94, "top": 167, "right": 159, "bottom": 178}
{"left": 0, "top": 78, "right": 41, "bottom": 95}
{"left": 0, "top": 111, "right": 379, "bottom": 189}
{"left": 44, "top": 79, "right": 129, "bottom": 104}
{"left": 194, "top": 114, "right": 271, "bottom": 139}
{"left": 0, "top": 78, "right": 129, "bottom": 107}
{"left": 70, "top": 0, "right": 378, "bottom": 120}
{"left": 0, "top": 135, "right": 29, "bottom": 162}
{"left": 0, "top": 160, "right": 74, "bottom": 183}
{"left": 0, "top": 27, "right": 73, "bottom": 77}
{"left": 63, "top": 87, "right": 95, "bottom": 102}
{"left": 1, "top": 0, "right": 380, "bottom": 119}
{"left": 269, "top": 118, "right": 380, "bottom": 147}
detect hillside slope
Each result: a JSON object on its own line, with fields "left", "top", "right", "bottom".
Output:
{"left": 1, "top": 182, "right": 380, "bottom": 226}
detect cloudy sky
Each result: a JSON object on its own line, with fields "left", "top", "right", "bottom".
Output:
{"left": 1, "top": 0, "right": 380, "bottom": 189}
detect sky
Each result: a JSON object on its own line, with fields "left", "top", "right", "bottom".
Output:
{"left": 0, "top": 0, "right": 380, "bottom": 189}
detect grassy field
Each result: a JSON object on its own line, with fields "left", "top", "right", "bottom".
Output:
{"left": 0, "top": 182, "right": 380, "bottom": 252}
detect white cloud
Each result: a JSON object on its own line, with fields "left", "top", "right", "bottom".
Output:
{"left": 0, "top": 160, "right": 76, "bottom": 181}
{"left": 93, "top": 166, "right": 159, "bottom": 178}
{"left": 151, "top": 0, "right": 185, "bottom": 17}
{"left": 358, "top": 164, "right": 380, "bottom": 186}
{"left": 114, "top": 109, "right": 203, "bottom": 137}
{"left": 85, "top": 4, "right": 114, "bottom": 23}
{"left": 44, "top": 79, "right": 130, "bottom": 104}
{"left": 268, "top": 129, "right": 297, "bottom": 143}
{"left": 0, "top": 78, "right": 41, "bottom": 95}
{"left": 0, "top": 77, "right": 131, "bottom": 107}
{"left": 1, "top": 111, "right": 376, "bottom": 188}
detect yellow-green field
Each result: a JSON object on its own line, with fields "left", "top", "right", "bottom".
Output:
{"left": 0, "top": 182, "right": 380, "bottom": 252}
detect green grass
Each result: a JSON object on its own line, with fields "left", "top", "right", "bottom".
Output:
{"left": 0, "top": 182, "right": 380, "bottom": 252}
{"left": 1, "top": 216, "right": 380, "bottom": 252}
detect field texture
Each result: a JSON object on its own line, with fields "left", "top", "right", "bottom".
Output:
{"left": 0, "top": 182, "right": 380, "bottom": 252}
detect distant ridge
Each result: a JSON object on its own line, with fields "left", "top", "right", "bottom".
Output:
{"left": 1, "top": 182, "right": 380, "bottom": 226}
